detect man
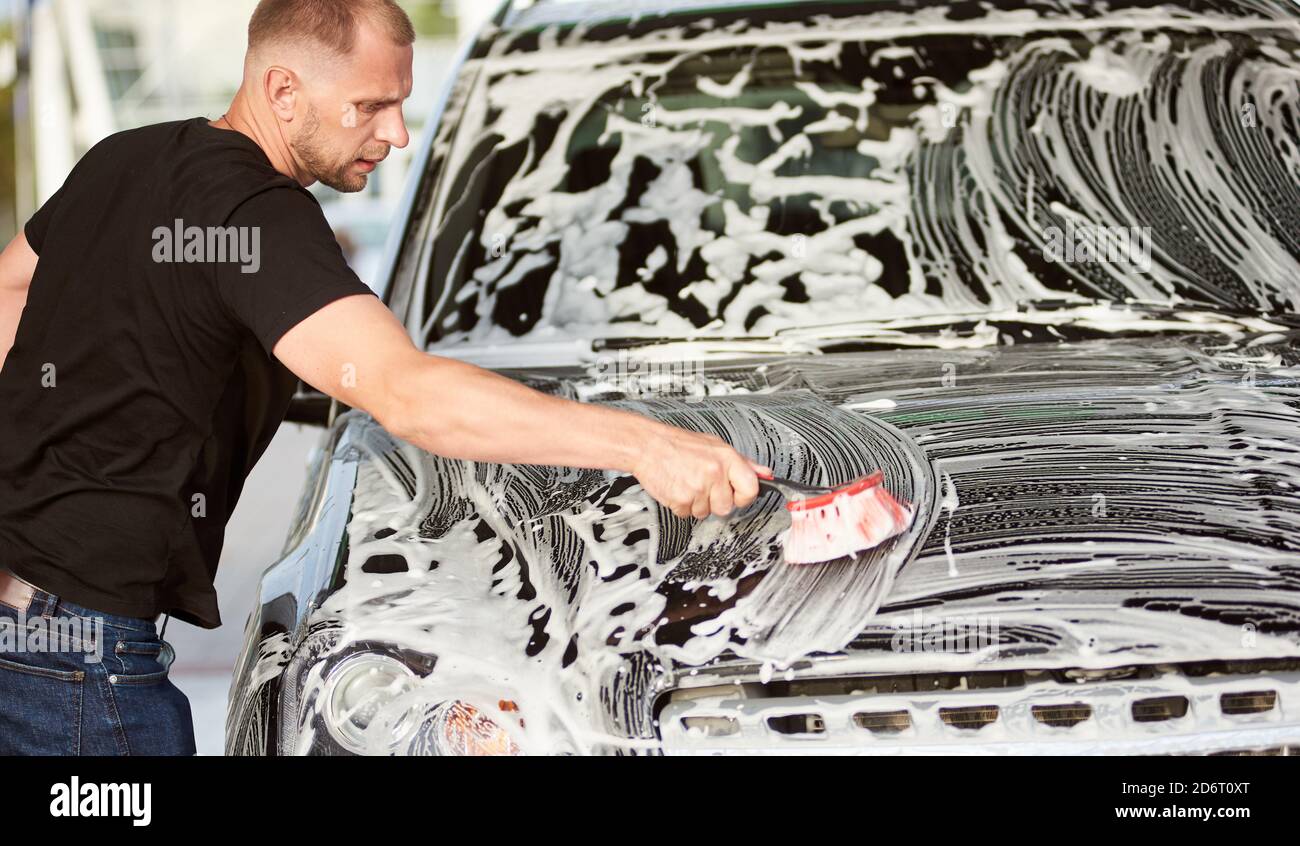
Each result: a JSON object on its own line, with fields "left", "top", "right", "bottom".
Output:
{"left": 0, "top": 0, "right": 768, "bottom": 755}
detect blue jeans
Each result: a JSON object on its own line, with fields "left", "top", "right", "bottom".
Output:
{"left": 0, "top": 581, "right": 196, "bottom": 755}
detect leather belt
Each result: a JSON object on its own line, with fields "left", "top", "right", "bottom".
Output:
{"left": 0, "top": 569, "right": 37, "bottom": 613}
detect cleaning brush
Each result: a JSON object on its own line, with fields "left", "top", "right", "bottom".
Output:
{"left": 757, "top": 470, "right": 914, "bottom": 565}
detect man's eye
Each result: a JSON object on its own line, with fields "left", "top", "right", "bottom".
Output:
{"left": 363, "top": 104, "right": 383, "bottom": 114}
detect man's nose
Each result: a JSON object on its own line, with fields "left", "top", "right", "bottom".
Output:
{"left": 375, "top": 109, "right": 410, "bottom": 150}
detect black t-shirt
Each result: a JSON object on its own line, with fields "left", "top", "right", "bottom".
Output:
{"left": 0, "top": 117, "right": 376, "bottom": 628}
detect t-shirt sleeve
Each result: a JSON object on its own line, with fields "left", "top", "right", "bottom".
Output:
{"left": 215, "top": 186, "right": 379, "bottom": 357}
{"left": 24, "top": 183, "right": 67, "bottom": 255}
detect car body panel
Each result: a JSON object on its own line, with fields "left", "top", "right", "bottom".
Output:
{"left": 230, "top": 328, "right": 1300, "bottom": 754}
{"left": 228, "top": 0, "right": 1300, "bottom": 754}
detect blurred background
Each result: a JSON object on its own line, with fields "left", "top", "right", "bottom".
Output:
{"left": 0, "top": 0, "right": 497, "bottom": 753}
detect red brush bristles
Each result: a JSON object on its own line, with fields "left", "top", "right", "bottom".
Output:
{"left": 779, "top": 471, "right": 914, "bottom": 565}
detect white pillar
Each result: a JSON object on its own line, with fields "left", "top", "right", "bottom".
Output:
{"left": 55, "top": 0, "right": 116, "bottom": 148}
{"left": 30, "top": 0, "right": 75, "bottom": 204}
{"left": 455, "top": 0, "right": 499, "bottom": 38}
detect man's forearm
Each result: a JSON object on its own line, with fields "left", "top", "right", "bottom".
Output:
{"left": 277, "top": 298, "right": 762, "bottom": 517}
{"left": 383, "top": 354, "right": 668, "bottom": 473}
{"left": 0, "top": 286, "right": 29, "bottom": 371}
{"left": 0, "top": 232, "right": 38, "bottom": 372}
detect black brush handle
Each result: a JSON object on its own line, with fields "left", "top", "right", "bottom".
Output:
{"left": 756, "top": 472, "right": 833, "bottom": 499}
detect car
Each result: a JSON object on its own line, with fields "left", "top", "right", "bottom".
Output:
{"left": 226, "top": 0, "right": 1300, "bottom": 755}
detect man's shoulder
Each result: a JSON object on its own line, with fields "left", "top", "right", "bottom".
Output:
{"left": 77, "top": 118, "right": 278, "bottom": 177}
{"left": 84, "top": 117, "right": 210, "bottom": 159}
{"left": 114, "top": 117, "right": 201, "bottom": 141}
{"left": 128, "top": 118, "right": 306, "bottom": 225}
{"left": 226, "top": 182, "right": 333, "bottom": 239}
{"left": 62, "top": 118, "right": 330, "bottom": 237}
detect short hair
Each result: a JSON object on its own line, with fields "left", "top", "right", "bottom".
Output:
{"left": 248, "top": 0, "right": 416, "bottom": 57}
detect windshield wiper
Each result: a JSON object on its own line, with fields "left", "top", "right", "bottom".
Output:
{"left": 1011, "top": 297, "right": 1300, "bottom": 327}
{"left": 772, "top": 298, "right": 1300, "bottom": 340}
{"left": 590, "top": 335, "right": 805, "bottom": 352}
{"left": 552, "top": 299, "right": 1300, "bottom": 358}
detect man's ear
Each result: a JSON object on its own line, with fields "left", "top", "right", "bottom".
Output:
{"left": 263, "top": 65, "right": 299, "bottom": 122}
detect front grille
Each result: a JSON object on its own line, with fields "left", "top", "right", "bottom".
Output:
{"left": 939, "top": 706, "right": 999, "bottom": 730}
{"left": 767, "top": 713, "right": 826, "bottom": 737}
{"left": 1208, "top": 746, "right": 1296, "bottom": 756}
{"left": 657, "top": 661, "right": 1300, "bottom": 755}
{"left": 1032, "top": 703, "right": 1092, "bottom": 728}
{"left": 1220, "top": 690, "right": 1277, "bottom": 715}
{"left": 1132, "top": 696, "right": 1189, "bottom": 723}
{"left": 853, "top": 710, "right": 911, "bottom": 734}
{"left": 680, "top": 716, "right": 740, "bottom": 738}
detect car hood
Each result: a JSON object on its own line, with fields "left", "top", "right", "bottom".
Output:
{"left": 315, "top": 332, "right": 1300, "bottom": 749}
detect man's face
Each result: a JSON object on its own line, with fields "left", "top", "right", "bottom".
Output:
{"left": 290, "top": 21, "right": 414, "bottom": 193}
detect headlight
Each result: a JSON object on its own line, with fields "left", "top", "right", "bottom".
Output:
{"left": 285, "top": 630, "right": 528, "bottom": 756}
{"left": 406, "top": 700, "right": 523, "bottom": 756}
{"left": 322, "top": 652, "right": 417, "bottom": 754}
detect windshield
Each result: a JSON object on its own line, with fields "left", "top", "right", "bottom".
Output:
{"left": 397, "top": 0, "right": 1300, "bottom": 352}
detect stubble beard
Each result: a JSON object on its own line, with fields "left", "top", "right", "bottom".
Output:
{"left": 292, "top": 104, "right": 368, "bottom": 193}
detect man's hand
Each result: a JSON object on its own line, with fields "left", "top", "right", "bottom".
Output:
{"left": 0, "top": 232, "right": 38, "bottom": 372}
{"left": 632, "top": 425, "right": 770, "bottom": 519}
{"left": 272, "top": 294, "right": 770, "bottom": 519}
